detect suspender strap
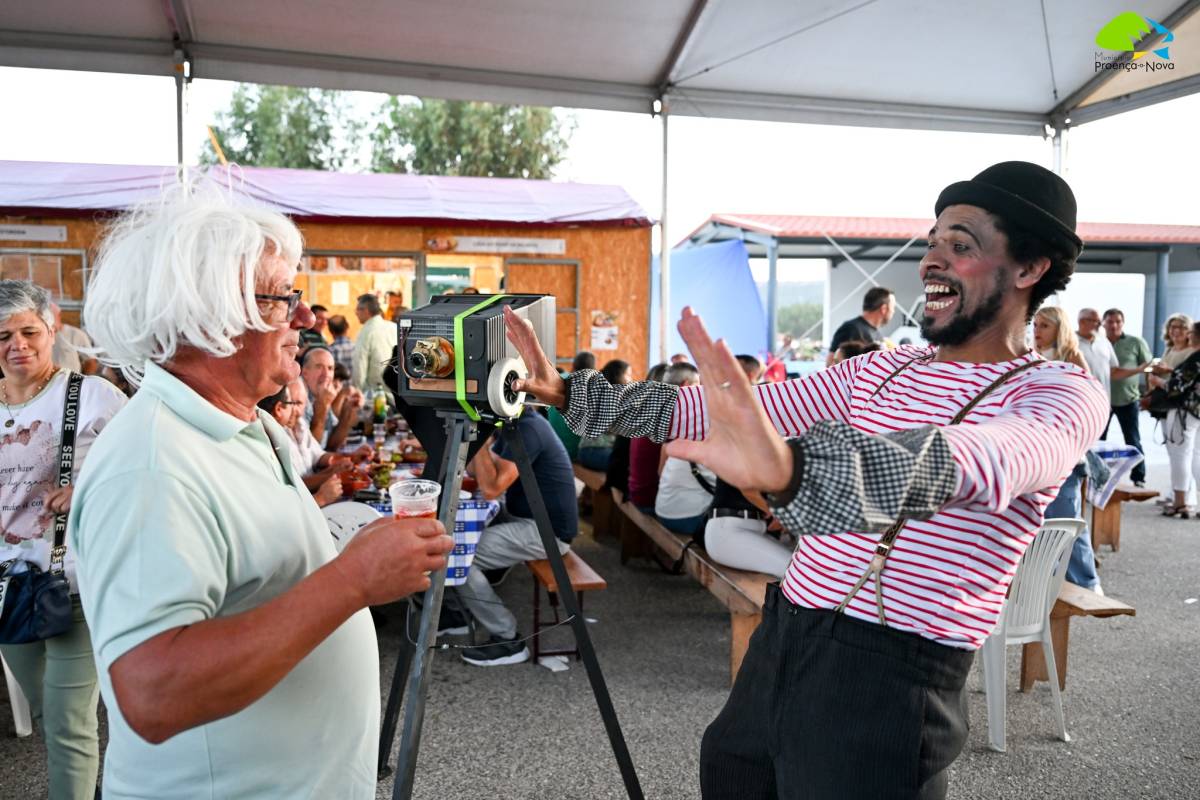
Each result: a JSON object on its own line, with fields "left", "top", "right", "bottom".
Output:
{"left": 50, "top": 372, "right": 83, "bottom": 574}
{"left": 835, "top": 356, "right": 1042, "bottom": 624}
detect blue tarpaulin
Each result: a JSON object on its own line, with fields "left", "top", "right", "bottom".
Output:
{"left": 649, "top": 239, "right": 766, "bottom": 367}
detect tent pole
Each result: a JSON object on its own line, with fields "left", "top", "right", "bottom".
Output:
{"left": 174, "top": 48, "right": 188, "bottom": 178}
{"left": 659, "top": 103, "right": 670, "bottom": 363}
{"left": 1154, "top": 248, "right": 1170, "bottom": 357}
{"left": 766, "top": 238, "right": 778, "bottom": 355}
{"left": 1051, "top": 127, "right": 1063, "bottom": 175}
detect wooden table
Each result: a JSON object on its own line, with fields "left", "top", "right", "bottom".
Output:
{"left": 1019, "top": 581, "right": 1135, "bottom": 692}
{"left": 1090, "top": 483, "right": 1158, "bottom": 552}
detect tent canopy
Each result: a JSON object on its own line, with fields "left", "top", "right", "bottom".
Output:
{"left": 2, "top": 0, "right": 1198, "bottom": 135}
{"left": 0, "top": 160, "right": 652, "bottom": 226}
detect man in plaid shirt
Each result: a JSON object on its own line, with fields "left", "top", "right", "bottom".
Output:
{"left": 326, "top": 314, "right": 355, "bottom": 374}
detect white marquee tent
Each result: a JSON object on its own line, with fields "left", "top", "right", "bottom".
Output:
{"left": 3, "top": 0, "right": 1198, "bottom": 355}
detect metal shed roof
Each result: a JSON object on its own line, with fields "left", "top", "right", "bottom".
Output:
{"left": 1, "top": 0, "right": 1198, "bottom": 135}
{"left": 691, "top": 213, "right": 1200, "bottom": 247}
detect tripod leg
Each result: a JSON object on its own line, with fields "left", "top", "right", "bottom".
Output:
{"left": 391, "top": 415, "right": 473, "bottom": 800}
{"left": 377, "top": 600, "right": 417, "bottom": 778}
{"left": 502, "top": 426, "right": 644, "bottom": 800}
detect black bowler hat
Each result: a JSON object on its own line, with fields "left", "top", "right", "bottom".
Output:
{"left": 935, "top": 161, "right": 1083, "bottom": 257}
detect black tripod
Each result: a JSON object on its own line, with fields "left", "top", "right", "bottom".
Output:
{"left": 377, "top": 410, "right": 644, "bottom": 800}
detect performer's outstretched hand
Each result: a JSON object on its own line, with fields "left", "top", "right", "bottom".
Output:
{"left": 664, "top": 307, "right": 793, "bottom": 494}
{"left": 504, "top": 305, "right": 567, "bottom": 408}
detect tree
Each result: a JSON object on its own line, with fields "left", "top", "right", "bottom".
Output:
{"left": 371, "top": 98, "right": 572, "bottom": 178}
{"left": 201, "top": 84, "right": 360, "bottom": 170}
{"left": 776, "top": 302, "right": 824, "bottom": 341}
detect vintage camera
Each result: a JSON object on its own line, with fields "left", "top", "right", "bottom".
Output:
{"left": 395, "top": 294, "right": 555, "bottom": 421}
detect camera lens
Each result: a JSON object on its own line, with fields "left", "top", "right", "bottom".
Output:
{"left": 407, "top": 351, "right": 429, "bottom": 377}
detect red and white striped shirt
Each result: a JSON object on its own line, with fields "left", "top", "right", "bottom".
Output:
{"left": 669, "top": 345, "right": 1109, "bottom": 650}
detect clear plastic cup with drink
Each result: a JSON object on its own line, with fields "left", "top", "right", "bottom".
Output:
{"left": 389, "top": 479, "right": 442, "bottom": 520}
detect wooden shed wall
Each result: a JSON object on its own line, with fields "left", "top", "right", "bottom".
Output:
{"left": 1, "top": 216, "right": 653, "bottom": 369}
{"left": 423, "top": 224, "right": 651, "bottom": 372}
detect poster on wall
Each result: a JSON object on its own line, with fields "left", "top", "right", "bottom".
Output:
{"left": 425, "top": 236, "right": 566, "bottom": 255}
{"left": 331, "top": 280, "right": 351, "bottom": 306}
{"left": 590, "top": 310, "right": 619, "bottom": 351}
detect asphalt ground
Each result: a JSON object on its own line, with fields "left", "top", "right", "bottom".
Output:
{"left": 2, "top": 426, "right": 1198, "bottom": 798}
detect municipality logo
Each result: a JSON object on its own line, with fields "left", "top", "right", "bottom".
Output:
{"left": 1095, "top": 12, "right": 1176, "bottom": 72}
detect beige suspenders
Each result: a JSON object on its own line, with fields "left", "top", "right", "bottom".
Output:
{"left": 834, "top": 355, "right": 1043, "bottom": 625}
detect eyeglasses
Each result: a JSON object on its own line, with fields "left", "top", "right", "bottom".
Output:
{"left": 254, "top": 289, "right": 303, "bottom": 321}
{"left": 279, "top": 400, "right": 305, "bottom": 406}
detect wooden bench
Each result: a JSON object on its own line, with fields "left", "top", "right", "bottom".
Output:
{"left": 525, "top": 551, "right": 607, "bottom": 662}
{"left": 1090, "top": 482, "right": 1158, "bottom": 552}
{"left": 1019, "top": 581, "right": 1135, "bottom": 691}
{"left": 613, "top": 489, "right": 773, "bottom": 681}
{"left": 573, "top": 464, "right": 619, "bottom": 541}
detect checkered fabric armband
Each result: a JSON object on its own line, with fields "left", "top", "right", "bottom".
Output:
{"left": 766, "top": 420, "right": 957, "bottom": 536}
{"left": 562, "top": 370, "right": 680, "bottom": 442}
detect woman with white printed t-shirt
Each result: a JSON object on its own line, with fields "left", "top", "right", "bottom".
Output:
{"left": 0, "top": 280, "right": 126, "bottom": 800}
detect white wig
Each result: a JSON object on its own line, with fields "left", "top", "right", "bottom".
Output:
{"left": 86, "top": 178, "right": 303, "bottom": 384}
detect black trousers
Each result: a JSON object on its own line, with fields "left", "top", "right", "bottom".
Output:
{"left": 700, "top": 584, "right": 974, "bottom": 800}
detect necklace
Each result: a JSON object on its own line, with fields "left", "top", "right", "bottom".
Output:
{"left": 1, "top": 368, "right": 59, "bottom": 428}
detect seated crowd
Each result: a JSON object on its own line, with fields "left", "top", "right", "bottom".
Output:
{"left": 551, "top": 349, "right": 800, "bottom": 580}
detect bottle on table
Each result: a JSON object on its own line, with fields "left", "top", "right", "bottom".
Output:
{"left": 372, "top": 383, "right": 388, "bottom": 450}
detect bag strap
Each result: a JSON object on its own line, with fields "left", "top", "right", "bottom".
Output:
{"left": 50, "top": 372, "right": 83, "bottom": 573}
{"left": 835, "top": 356, "right": 1043, "bottom": 624}
{"left": 689, "top": 462, "right": 716, "bottom": 495}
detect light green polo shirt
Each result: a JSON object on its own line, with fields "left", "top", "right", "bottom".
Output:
{"left": 69, "top": 362, "right": 378, "bottom": 800}
{"left": 1110, "top": 333, "right": 1152, "bottom": 407}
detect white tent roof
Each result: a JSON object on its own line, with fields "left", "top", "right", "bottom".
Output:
{"left": 1, "top": 0, "right": 1197, "bottom": 135}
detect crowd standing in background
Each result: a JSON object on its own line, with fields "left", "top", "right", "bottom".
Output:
{"left": 49, "top": 302, "right": 98, "bottom": 376}
{"left": 352, "top": 293, "right": 398, "bottom": 392}
{"left": 1033, "top": 306, "right": 1102, "bottom": 592}
{"left": 1149, "top": 317, "right": 1200, "bottom": 518}
{"left": 326, "top": 314, "right": 355, "bottom": 374}
{"left": 299, "top": 303, "right": 328, "bottom": 349}
{"left": 1103, "top": 308, "right": 1153, "bottom": 487}
{"left": 825, "top": 286, "right": 895, "bottom": 365}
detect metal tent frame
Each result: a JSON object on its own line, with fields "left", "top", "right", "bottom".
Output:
{"left": 4, "top": 0, "right": 1200, "bottom": 359}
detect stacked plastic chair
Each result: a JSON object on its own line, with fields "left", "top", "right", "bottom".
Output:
{"left": 980, "top": 517, "right": 1085, "bottom": 752}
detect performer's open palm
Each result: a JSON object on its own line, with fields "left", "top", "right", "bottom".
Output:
{"left": 503, "top": 305, "right": 566, "bottom": 407}
{"left": 664, "top": 307, "right": 793, "bottom": 494}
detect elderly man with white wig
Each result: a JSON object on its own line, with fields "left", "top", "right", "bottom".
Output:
{"left": 67, "top": 185, "right": 453, "bottom": 800}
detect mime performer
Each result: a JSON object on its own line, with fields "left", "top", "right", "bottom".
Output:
{"left": 504, "top": 161, "right": 1107, "bottom": 800}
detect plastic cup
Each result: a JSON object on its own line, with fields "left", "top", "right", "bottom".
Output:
{"left": 389, "top": 479, "right": 442, "bottom": 519}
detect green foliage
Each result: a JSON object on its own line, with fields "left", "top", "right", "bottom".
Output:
{"left": 776, "top": 302, "right": 824, "bottom": 341}
{"left": 371, "top": 98, "right": 572, "bottom": 178}
{"left": 201, "top": 85, "right": 360, "bottom": 170}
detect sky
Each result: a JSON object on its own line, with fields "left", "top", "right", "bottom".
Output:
{"left": 2, "top": 63, "right": 1198, "bottom": 334}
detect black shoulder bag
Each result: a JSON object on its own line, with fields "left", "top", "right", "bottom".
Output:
{"left": 0, "top": 372, "right": 81, "bottom": 644}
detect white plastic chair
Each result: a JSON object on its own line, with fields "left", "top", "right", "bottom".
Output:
{"left": 980, "top": 517, "right": 1085, "bottom": 752}
{"left": 2, "top": 652, "right": 32, "bottom": 737}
